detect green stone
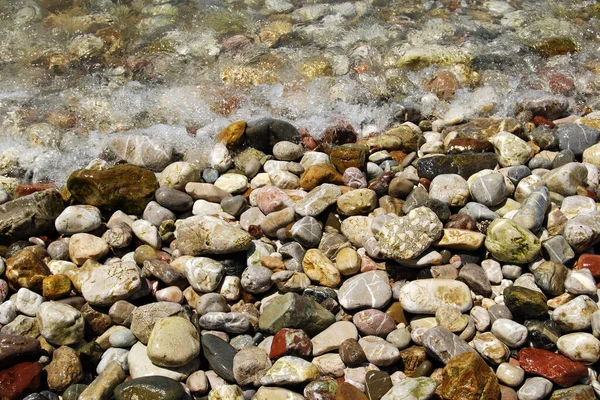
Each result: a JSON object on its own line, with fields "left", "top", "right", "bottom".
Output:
{"left": 533, "top": 261, "right": 568, "bottom": 297}
{"left": 114, "top": 376, "right": 186, "bottom": 400}
{"left": 484, "top": 218, "right": 541, "bottom": 264}
{"left": 503, "top": 286, "right": 548, "bottom": 321}
{"left": 258, "top": 292, "right": 335, "bottom": 336}
{"left": 62, "top": 384, "right": 88, "bottom": 400}
{"left": 531, "top": 37, "right": 580, "bottom": 57}
{"left": 67, "top": 164, "right": 158, "bottom": 215}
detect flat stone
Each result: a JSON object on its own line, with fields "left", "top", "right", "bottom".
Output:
{"left": 422, "top": 326, "right": 477, "bottom": 364}
{"left": 155, "top": 187, "right": 194, "bottom": 213}
{"left": 290, "top": 216, "right": 322, "bottom": 248}
{"left": 300, "top": 164, "right": 344, "bottom": 191}
{"left": 199, "top": 312, "right": 251, "bottom": 334}
{"left": 549, "top": 385, "right": 596, "bottom": 400}
{"left": 55, "top": 205, "right": 102, "bottom": 235}
{"left": 543, "top": 162, "right": 588, "bottom": 197}
{"left": 311, "top": 321, "right": 358, "bottom": 356}
{"left": 503, "top": 286, "right": 548, "bottom": 320}
{"left": 81, "top": 261, "right": 141, "bottom": 306}
{"left": 416, "top": 153, "right": 498, "bottom": 180}
{"left": 542, "top": 235, "right": 575, "bottom": 264}
{"left": 202, "top": 333, "right": 237, "bottom": 382}
{"left": 469, "top": 171, "right": 506, "bottom": 206}
{"left": 68, "top": 233, "right": 109, "bottom": 266}
{"left": 517, "top": 377, "right": 553, "bottom": 400}
{"left": 518, "top": 347, "right": 588, "bottom": 387}
{"left": 513, "top": 186, "right": 550, "bottom": 232}
{"left": 338, "top": 270, "right": 392, "bottom": 311}
{"left": 337, "top": 189, "right": 377, "bottom": 216}
{"left": 0, "top": 334, "right": 40, "bottom": 369}
{"left": 358, "top": 336, "right": 401, "bottom": 367}
{"left": 398, "top": 279, "right": 472, "bottom": 314}
{"left": 128, "top": 342, "right": 199, "bottom": 381}
{"left": 130, "top": 302, "right": 186, "bottom": 345}
{"left": 258, "top": 293, "right": 335, "bottom": 336}
{"left": 434, "top": 229, "right": 485, "bottom": 251}
{"left": 555, "top": 123, "right": 600, "bottom": 156}
{"left": 353, "top": 309, "right": 396, "bottom": 337}
{"left": 0, "top": 361, "right": 43, "bottom": 400}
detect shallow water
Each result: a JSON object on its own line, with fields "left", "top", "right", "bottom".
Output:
{"left": 0, "top": 0, "right": 599, "bottom": 183}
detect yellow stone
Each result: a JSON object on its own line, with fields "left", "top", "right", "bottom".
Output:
{"left": 434, "top": 229, "right": 486, "bottom": 251}
{"left": 42, "top": 274, "right": 72, "bottom": 300}
{"left": 216, "top": 121, "right": 247, "bottom": 149}
{"left": 302, "top": 249, "right": 341, "bottom": 288}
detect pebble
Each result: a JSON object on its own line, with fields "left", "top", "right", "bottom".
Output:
{"left": 517, "top": 377, "right": 553, "bottom": 400}
{"left": 470, "top": 171, "right": 506, "bottom": 206}
{"left": 556, "top": 332, "right": 600, "bottom": 364}
{"left": 496, "top": 363, "right": 525, "bottom": 387}
{"left": 398, "top": 279, "right": 472, "bottom": 314}
{"left": 147, "top": 316, "right": 200, "bottom": 367}
{"left": 37, "top": 302, "right": 84, "bottom": 346}
{"left": 260, "top": 356, "right": 320, "bottom": 385}
{"left": 55, "top": 205, "right": 102, "bottom": 234}
{"left": 358, "top": 336, "right": 401, "bottom": 367}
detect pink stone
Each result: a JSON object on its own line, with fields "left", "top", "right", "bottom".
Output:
{"left": 155, "top": 286, "right": 184, "bottom": 303}
{"left": 343, "top": 167, "right": 367, "bottom": 189}
{"left": 255, "top": 185, "right": 294, "bottom": 215}
{"left": 352, "top": 309, "right": 396, "bottom": 337}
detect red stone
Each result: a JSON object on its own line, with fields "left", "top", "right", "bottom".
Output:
{"left": 533, "top": 115, "right": 555, "bottom": 128}
{"left": 270, "top": 328, "right": 313, "bottom": 359}
{"left": 574, "top": 254, "right": 600, "bottom": 280}
{"left": 14, "top": 184, "right": 56, "bottom": 198}
{"left": 518, "top": 348, "right": 588, "bottom": 387}
{"left": 0, "top": 362, "right": 42, "bottom": 400}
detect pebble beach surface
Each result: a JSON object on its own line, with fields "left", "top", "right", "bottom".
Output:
{"left": 1, "top": 113, "right": 600, "bottom": 400}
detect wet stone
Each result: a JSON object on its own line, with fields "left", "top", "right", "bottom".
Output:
{"left": 415, "top": 153, "right": 499, "bottom": 180}
{"left": 202, "top": 333, "right": 237, "bottom": 382}
{"left": 365, "top": 370, "right": 393, "bottom": 400}
{"left": 114, "top": 376, "right": 186, "bottom": 400}
{"left": 555, "top": 123, "right": 600, "bottom": 156}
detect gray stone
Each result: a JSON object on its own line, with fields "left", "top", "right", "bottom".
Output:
{"left": 155, "top": 187, "right": 194, "bottom": 213}
{"left": 290, "top": 216, "right": 322, "bottom": 248}
{"left": 512, "top": 186, "right": 550, "bottom": 232}
{"left": 555, "top": 123, "right": 600, "bottom": 156}
{"left": 470, "top": 172, "right": 506, "bottom": 206}
{"left": 541, "top": 236, "right": 575, "bottom": 264}
{"left": 175, "top": 216, "right": 252, "bottom": 255}
{"left": 564, "top": 213, "right": 600, "bottom": 252}
{"left": 338, "top": 270, "right": 392, "bottom": 311}
{"left": 142, "top": 201, "right": 176, "bottom": 228}
{"left": 543, "top": 162, "right": 588, "bottom": 196}
{"left": 422, "top": 326, "right": 477, "bottom": 364}
{"left": 130, "top": 302, "right": 186, "bottom": 345}
{"left": 459, "top": 202, "right": 499, "bottom": 221}
{"left": 294, "top": 184, "right": 341, "bottom": 217}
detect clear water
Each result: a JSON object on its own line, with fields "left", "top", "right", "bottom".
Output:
{"left": 0, "top": 0, "right": 599, "bottom": 184}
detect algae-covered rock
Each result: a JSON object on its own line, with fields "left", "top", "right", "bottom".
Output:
{"left": 67, "top": 164, "right": 158, "bottom": 215}
{"left": 485, "top": 218, "right": 541, "bottom": 263}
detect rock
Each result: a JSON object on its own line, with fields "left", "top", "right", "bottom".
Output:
{"left": 472, "top": 332, "right": 509, "bottom": 365}
{"left": 273, "top": 141, "right": 303, "bottom": 161}
{"left": 338, "top": 270, "right": 392, "bottom": 311}
{"left": 46, "top": 346, "right": 83, "bottom": 392}
{"left": 245, "top": 118, "right": 300, "bottom": 153}
{"left": 233, "top": 346, "right": 271, "bottom": 386}
{"left": 199, "top": 312, "right": 250, "bottom": 334}
{"left": 258, "top": 292, "right": 335, "bottom": 336}
{"left": 533, "top": 261, "right": 567, "bottom": 296}
{"left": 142, "top": 202, "right": 176, "bottom": 228}
{"left": 0, "top": 361, "right": 42, "bottom": 400}
{"left": 81, "top": 261, "right": 141, "bottom": 306}
{"left": 5, "top": 248, "right": 50, "bottom": 293}
{"left": 155, "top": 187, "right": 194, "bottom": 213}
{"left": 330, "top": 146, "right": 367, "bottom": 174}
{"left": 496, "top": 363, "right": 524, "bottom": 387}
{"left": 15, "top": 288, "right": 43, "bottom": 317}
{"left": 491, "top": 319, "right": 528, "bottom": 348}
{"left": 564, "top": 267, "right": 597, "bottom": 296}
{"left": 270, "top": 328, "right": 312, "bottom": 359}
{"left": 365, "top": 370, "right": 392, "bottom": 400}
{"left": 185, "top": 183, "right": 232, "bottom": 202}
{"left": 131, "top": 219, "right": 161, "bottom": 249}
{"left": 575, "top": 253, "right": 600, "bottom": 279}
{"left": 353, "top": 309, "right": 396, "bottom": 337}
{"left": 102, "top": 222, "right": 133, "bottom": 249}
{"left": 0, "top": 334, "right": 40, "bottom": 369}
{"left": 176, "top": 216, "right": 252, "bottom": 255}
{"left": 295, "top": 184, "right": 341, "bottom": 217}
{"left": 458, "top": 263, "right": 491, "bottom": 296}
{"left": 114, "top": 376, "right": 186, "bottom": 400}
{"left": 208, "top": 385, "right": 244, "bottom": 400}
{"left": 439, "top": 352, "right": 500, "bottom": 400}
{"left": 517, "top": 377, "right": 553, "bottom": 400}
{"left": 37, "top": 302, "right": 84, "bottom": 346}
{"left": 202, "top": 333, "right": 237, "bottom": 382}
{"left": 434, "top": 229, "right": 486, "bottom": 251}
{"left": 55, "top": 205, "right": 102, "bottom": 235}
{"left": 436, "top": 304, "right": 468, "bottom": 333}
{"left": 428, "top": 174, "right": 470, "bottom": 207}
{"left": 415, "top": 153, "right": 498, "bottom": 181}
{"left": 549, "top": 385, "right": 596, "bottom": 400}
{"left": 555, "top": 123, "right": 600, "bottom": 156}
{"left": 556, "top": 332, "right": 600, "bottom": 364}
{"left": 184, "top": 257, "right": 224, "bottom": 292}
{"left": 130, "top": 302, "right": 186, "bottom": 345}
{"left": 290, "top": 216, "right": 322, "bottom": 248}
{"left": 109, "top": 135, "right": 173, "bottom": 171}
{"left": 69, "top": 233, "right": 109, "bottom": 265}
{"left": 380, "top": 377, "right": 437, "bottom": 400}
{"left": 304, "top": 377, "right": 338, "bottom": 400}
{"left": 518, "top": 347, "right": 588, "bottom": 387}
{"left": 564, "top": 213, "right": 600, "bottom": 252}
{"left": 260, "top": 355, "right": 320, "bottom": 385}
{"left": 67, "top": 165, "right": 158, "bottom": 214}
{"left": 300, "top": 164, "right": 344, "bottom": 191}
{"left": 0, "top": 189, "right": 64, "bottom": 242}
{"left": 128, "top": 342, "right": 199, "bottom": 381}
{"left": 158, "top": 161, "right": 199, "bottom": 190}
{"left": 513, "top": 186, "right": 550, "bottom": 232}
{"left": 488, "top": 132, "right": 531, "bottom": 167}
{"left": 343, "top": 167, "right": 368, "bottom": 189}
{"left": 215, "top": 173, "right": 249, "bottom": 194}
{"left": 484, "top": 219, "right": 541, "bottom": 263}
{"left": 503, "top": 286, "right": 548, "bottom": 320}
{"left": 311, "top": 321, "right": 358, "bottom": 356}
{"left": 543, "top": 162, "right": 588, "bottom": 197}
{"left": 302, "top": 249, "right": 340, "bottom": 288}
{"left": 422, "top": 327, "right": 477, "bottom": 364}
{"left": 552, "top": 295, "right": 598, "bottom": 332}
{"left": 337, "top": 189, "right": 377, "bottom": 216}
{"left": 147, "top": 316, "right": 200, "bottom": 367}
{"left": 255, "top": 186, "right": 293, "bottom": 215}
{"left": 359, "top": 336, "right": 401, "bottom": 367}
{"left": 336, "top": 382, "right": 368, "bottom": 400}
{"left": 78, "top": 361, "right": 126, "bottom": 400}
{"left": 470, "top": 172, "right": 506, "bottom": 206}
{"left": 339, "top": 338, "right": 367, "bottom": 366}
{"left": 399, "top": 279, "right": 472, "bottom": 314}
{"left": 378, "top": 207, "right": 443, "bottom": 261}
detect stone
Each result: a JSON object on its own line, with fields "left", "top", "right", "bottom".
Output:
{"left": 503, "top": 286, "right": 548, "bottom": 321}
{"left": 67, "top": 165, "right": 158, "bottom": 214}
{"left": 260, "top": 356, "right": 319, "bottom": 385}
{"left": 416, "top": 153, "right": 498, "bottom": 180}
{"left": 290, "top": 216, "right": 322, "bottom": 248}
{"left": 270, "top": 328, "right": 312, "bottom": 359}
{"left": 542, "top": 235, "right": 574, "bottom": 264}
{"left": 552, "top": 295, "right": 598, "bottom": 332}
{"left": 335, "top": 247, "right": 361, "bottom": 276}
{"left": 439, "top": 352, "right": 500, "bottom": 400}
{"left": 556, "top": 332, "right": 600, "bottom": 364}
{"left": 184, "top": 257, "right": 224, "bottom": 293}
{"left": 300, "top": 164, "right": 344, "bottom": 191}
{"left": 0, "top": 361, "right": 42, "bottom": 400}
{"left": 353, "top": 309, "right": 396, "bottom": 337}
{"left": 258, "top": 293, "right": 335, "bottom": 336}
{"left": 233, "top": 346, "right": 271, "bottom": 386}
{"left": 380, "top": 377, "right": 437, "bottom": 400}
{"left": 114, "top": 376, "right": 186, "bottom": 400}
{"left": 358, "top": 336, "right": 401, "bottom": 367}
{"left": 0, "top": 334, "right": 40, "bottom": 369}
{"left": 130, "top": 302, "right": 186, "bottom": 345}
{"left": 81, "top": 261, "right": 141, "bottom": 306}
{"left": 1, "top": 315, "right": 39, "bottom": 338}
{"left": 295, "top": 184, "right": 341, "bottom": 217}
{"left": 78, "top": 361, "right": 126, "bottom": 400}
{"left": 256, "top": 387, "right": 303, "bottom": 400}
{"left": 109, "top": 135, "right": 173, "bottom": 171}
{"left": 199, "top": 312, "right": 251, "bottom": 334}
{"left": 575, "top": 254, "right": 600, "bottom": 279}
{"left": 142, "top": 201, "right": 176, "bottom": 228}
{"left": 5, "top": 248, "right": 51, "bottom": 293}
{"left": 543, "top": 162, "right": 588, "bottom": 197}
{"left": 428, "top": 174, "right": 469, "bottom": 207}
{"left": 37, "top": 302, "right": 84, "bottom": 346}
{"left": 337, "top": 189, "right": 377, "bottom": 216}
{"left": 185, "top": 182, "right": 231, "bottom": 203}
{"left": 517, "top": 377, "right": 553, "bottom": 400}
{"left": 155, "top": 187, "right": 194, "bottom": 213}
{"left": 241, "top": 265, "right": 273, "bottom": 293}
{"left": 549, "top": 385, "right": 596, "bottom": 400}
{"left": 338, "top": 270, "right": 392, "bottom": 311}
{"left": 202, "top": 333, "right": 237, "bottom": 382}
{"left": 68, "top": 233, "right": 109, "bottom": 266}
{"left": 343, "top": 167, "right": 368, "bottom": 189}
{"left": 560, "top": 195, "right": 596, "bottom": 219}
{"left": 311, "top": 321, "right": 358, "bottom": 356}
{"left": 435, "top": 229, "right": 485, "bottom": 251}
{"left": 55, "top": 205, "right": 102, "bottom": 235}
{"left": 532, "top": 261, "right": 567, "bottom": 296}
{"left": 208, "top": 384, "right": 244, "bottom": 400}
{"left": 398, "top": 279, "right": 472, "bottom": 314}
{"left": 304, "top": 377, "right": 338, "bottom": 400}
{"left": 255, "top": 186, "right": 292, "bottom": 215}
{"left": 175, "top": 216, "right": 252, "bottom": 255}
{"left": 330, "top": 146, "right": 367, "bottom": 174}
{"left": 245, "top": 118, "right": 300, "bottom": 153}
{"left": 302, "top": 249, "right": 340, "bottom": 288}
{"left": 336, "top": 382, "right": 368, "bottom": 400}
{"left": 491, "top": 319, "right": 528, "bottom": 348}
{"left": 46, "top": 346, "right": 83, "bottom": 392}
{"left": 147, "top": 316, "right": 200, "bottom": 368}
{"left": 564, "top": 213, "right": 600, "bottom": 252}
{"left": 564, "top": 268, "right": 597, "bottom": 296}
{"left": 365, "top": 370, "right": 392, "bottom": 400}
{"left": 435, "top": 304, "right": 468, "bottom": 333}
{"left": 422, "top": 327, "right": 477, "bottom": 364}
{"left": 378, "top": 207, "right": 443, "bottom": 261}
{"left": 15, "top": 288, "right": 43, "bottom": 317}
{"left": 484, "top": 219, "right": 541, "bottom": 263}
{"left": 128, "top": 342, "right": 199, "bottom": 381}
{"left": 472, "top": 332, "right": 510, "bottom": 365}
{"left": 496, "top": 363, "right": 524, "bottom": 387}
{"left": 555, "top": 123, "right": 600, "bottom": 156}
{"left": 518, "top": 348, "right": 588, "bottom": 387}
{"left": 0, "top": 189, "right": 64, "bottom": 242}
{"left": 158, "top": 161, "right": 199, "bottom": 190}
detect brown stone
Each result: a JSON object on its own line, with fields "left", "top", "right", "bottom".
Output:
{"left": 365, "top": 370, "right": 393, "bottom": 400}
{"left": 14, "top": 183, "right": 57, "bottom": 198}
{"left": 399, "top": 346, "right": 428, "bottom": 377}
{"left": 80, "top": 303, "right": 114, "bottom": 336}
{"left": 549, "top": 385, "right": 596, "bottom": 400}
{"left": 0, "top": 334, "right": 41, "bottom": 369}
{"left": 0, "top": 361, "right": 42, "bottom": 400}
{"left": 339, "top": 338, "right": 367, "bottom": 366}
{"left": 217, "top": 120, "right": 247, "bottom": 149}
{"left": 42, "top": 274, "right": 72, "bottom": 300}
{"left": 446, "top": 138, "right": 494, "bottom": 154}
{"left": 46, "top": 346, "right": 83, "bottom": 392}
{"left": 442, "top": 118, "right": 522, "bottom": 141}
{"left": 424, "top": 70, "right": 461, "bottom": 100}
{"left": 330, "top": 146, "right": 368, "bottom": 174}
{"left": 300, "top": 164, "right": 344, "bottom": 191}
{"left": 385, "top": 302, "right": 408, "bottom": 325}
{"left": 336, "top": 381, "right": 368, "bottom": 400}
{"left": 440, "top": 352, "right": 501, "bottom": 400}
{"left": 5, "top": 248, "right": 51, "bottom": 293}
{"left": 445, "top": 213, "right": 477, "bottom": 231}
